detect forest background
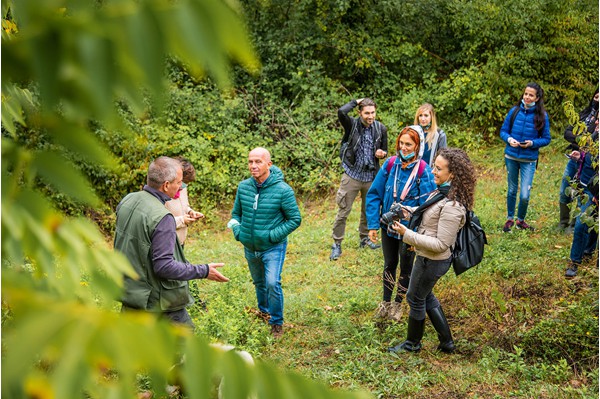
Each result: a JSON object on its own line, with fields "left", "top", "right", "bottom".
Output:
{"left": 2, "top": 0, "right": 599, "bottom": 398}
{"left": 14, "top": 0, "right": 600, "bottom": 225}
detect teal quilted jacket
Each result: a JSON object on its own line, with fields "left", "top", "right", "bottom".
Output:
{"left": 231, "top": 166, "right": 301, "bottom": 251}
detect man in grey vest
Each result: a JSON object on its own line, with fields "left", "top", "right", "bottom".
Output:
{"left": 115, "top": 156, "right": 229, "bottom": 329}
{"left": 330, "top": 98, "right": 388, "bottom": 260}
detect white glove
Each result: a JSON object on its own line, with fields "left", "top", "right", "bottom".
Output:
{"left": 227, "top": 219, "right": 240, "bottom": 229}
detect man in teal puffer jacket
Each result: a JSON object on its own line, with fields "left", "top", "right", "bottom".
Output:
{"left": 228, "top": 147, "right": 301, "bottom": 338}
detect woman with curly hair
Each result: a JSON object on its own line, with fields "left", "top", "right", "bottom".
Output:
{"left": 388, "top": 148, "right": 476, "bottom": 353}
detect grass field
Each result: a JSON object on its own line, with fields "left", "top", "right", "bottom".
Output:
{"left": 183, "top": 142, "right": 598, "bottom": 399}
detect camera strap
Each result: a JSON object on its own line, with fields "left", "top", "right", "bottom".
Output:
{"left": 407, "top": 185, "right": 451, "bottom": 230}
{"left": 393, "top": 160, "right": 425, "bottom": 201}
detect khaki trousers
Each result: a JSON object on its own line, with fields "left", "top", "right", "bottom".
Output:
{"left": 332, "top": 173, "right": 372, "bottom": 244}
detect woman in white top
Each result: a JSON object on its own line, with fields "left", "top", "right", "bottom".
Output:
{"left": 414, "top": 103, "right": 447, "bottom": 168}
{"left": 165, "top": 157, "right": 204, "bottom": 246}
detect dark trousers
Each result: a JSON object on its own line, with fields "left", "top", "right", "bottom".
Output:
{"left": 381, "top": 231, "right": 415, "bottom": 302}
{"left": 406, "top": 255, "right": 452, "bottom": 320}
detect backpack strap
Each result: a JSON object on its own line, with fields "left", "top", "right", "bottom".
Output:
{"left": 508, "top": 106, "right": 519, "bottom": 135}
{"left": 509, "top": 106, "right": 543, "bottom": 138}
{"left": 386, "top": 155, "right": 397, "bottom": 174}
{"left": 416, "top": 159, "right": 426, "bottom": 180}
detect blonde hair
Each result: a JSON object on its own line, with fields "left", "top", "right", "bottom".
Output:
{"left": 413, "top": 103, "right": 439, "bottom": 146}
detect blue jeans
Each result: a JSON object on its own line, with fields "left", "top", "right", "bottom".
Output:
{"left": 244, "top": 242, "right": 287, "bottom": 326}
{"left": 505, "top": 158, "right": 537, "bottom": 221}
{"left": 406, "top": 255, "right": 452, "bottom": 321}
{"left": 559, "top": 159, "right": 579, "bottom": 204}
{"left": 569, "top": 190, "right": 597, "bottom": 263}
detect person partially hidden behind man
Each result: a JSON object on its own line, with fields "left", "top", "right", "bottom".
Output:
{"left": 115, "top": 156, "right": 229, "bottom": 329}
{"left": 228, "top": 147, "right": 302, "bottom": 338}
{"left": 330, "top": 97, "right": 388, "bottom": 260}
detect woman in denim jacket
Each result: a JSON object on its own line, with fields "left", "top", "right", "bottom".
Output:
{"left": 366, "top": 125, "right": 436, "bottom": 322}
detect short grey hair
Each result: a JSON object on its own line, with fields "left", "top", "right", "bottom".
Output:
{"left": 147, "top": 156, "right": 181, "bottom": 189}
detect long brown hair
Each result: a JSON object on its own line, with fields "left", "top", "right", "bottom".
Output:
{"left": 437, "top": 148, "right": 476, "bottom": 210}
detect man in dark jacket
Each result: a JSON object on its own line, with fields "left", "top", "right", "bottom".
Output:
{"left": 565, "top": 119, "right": 599, "bottom": 278}
{"left": 559, "top": 88, "right": 599, "bottom": 230}
{"left": 228, "top": 148, "right": 301, "bottom": 338}
{"left": 330, "top": 98, "right": 388, "bottom": 260}
{"left": 115, "top": 156, "right": 229, "bottom": 329}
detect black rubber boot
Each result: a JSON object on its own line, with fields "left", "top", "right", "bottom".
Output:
{"left": 427, "top": 306, "right": 455, "bottom": 353}
{"left": 388, "top": 316, "right": 425, "bottom": 353}
{"left": 559, "top": 202, "right": 571, "bottom": 231}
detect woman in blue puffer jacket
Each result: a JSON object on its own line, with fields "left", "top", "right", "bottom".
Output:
{"left": 499, "top": 82, "right": 551, "bottom": 232}
{"left": 366, "top": 125, "right": 436, "bottom": 322}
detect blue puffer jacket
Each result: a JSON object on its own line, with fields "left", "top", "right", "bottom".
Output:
{"left": 500, "top": 104, "right": 551, "bottom": 161}
{"left": 231, "top": 166, "right": 301, "bottom": 252}
{"left": 366, "top": 157, "right": 436, "bottom": 237}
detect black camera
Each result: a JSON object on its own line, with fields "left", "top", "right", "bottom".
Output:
{"left": 363, "top": 162, "right": 376, "bottom": 172}
{"left": 380, "top": 202, "right": 405, "bottom": 226}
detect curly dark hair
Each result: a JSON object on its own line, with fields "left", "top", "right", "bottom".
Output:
{"left": 173, "top": 156, "right": 196, "bottom": 183}
{"left": 437, "top": 148, "right": 476, "bottom": 210}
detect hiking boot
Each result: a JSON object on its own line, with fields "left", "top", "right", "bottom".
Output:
{"left": 516, "top": 220, "right": 535, "bottom": 231}
{"left": 502, "top": 220, "right": 514, "bottom": 232}
{"left": 360, "top": 237, "right": 381, "bottom": 250}
{"left": 270, "top": 324, "right": 283, "bottom": 339}
{"left": 330, "top": 243, "right": 342, "bottom": 260}
{"left": 565, "top": 263, "right": 579, "bottom": 278}
{"left": 387, "top": 302, "right": 403, "bottom": 322}
{"left": 375, "top": 301, "right": 391, "bottom": 319}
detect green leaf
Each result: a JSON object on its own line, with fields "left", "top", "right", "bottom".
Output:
{"left": 123, "top": 2, "right": 166, "bottom": 102}
{"left": 31, "top": 150, "right": 99, "bottom": 206}
{"left": 220, "top": 349, "right": 255, "bottom": 399}
{"left": 182, "top": 337, "right": 214, "bottom": 398}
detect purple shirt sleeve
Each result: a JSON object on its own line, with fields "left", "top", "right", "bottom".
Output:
{"left": 151, "top": 215, "right": 209, "bottom": 280}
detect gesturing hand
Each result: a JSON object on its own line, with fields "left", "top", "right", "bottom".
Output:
{"left": 206, "top": 263, "right": 229, "bottom": 282}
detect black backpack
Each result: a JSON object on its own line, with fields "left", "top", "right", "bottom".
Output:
{"left": 451, "top": 210, "right": 488, "bottom": 276}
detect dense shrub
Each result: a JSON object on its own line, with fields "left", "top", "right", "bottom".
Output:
{"left": 520, "top": 293, "right": 599, "bottom": 370}
{"left": 15, "top": 0, "right": 597, "bottom": 228}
